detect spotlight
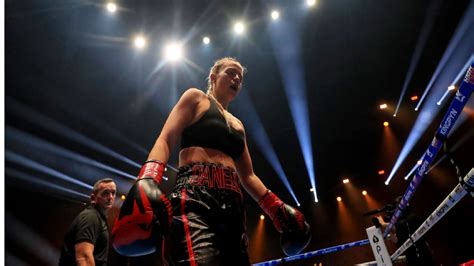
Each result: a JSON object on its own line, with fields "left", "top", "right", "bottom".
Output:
{"left": 203, "top": 36, "right": 210, "bottom": 44}
{"left": 260, "top": 215, "right": 265, "bottom": 220}
{"left": 271, "top": 10, "right": 280, "bottom": 20}
{"left": 343, "top": 178, "right": 349, "bottom": 184}
{"left": 234, "top": 21, "right": 245, "bottom": 35}
{"left": 379, "top": 104, "right": 388, "bottom": 110}
{"left": 378, "top": 170, "right": 385, "bottom": 175}
{"left": 106, "top": 2, "right": 117, "bottom": 13}
{"left": 164, "top": 42, "right": 183, "bottom": 62}
{"left": 410, "top": 95, "right": 418, "bottom": 101}
{"left": 336, "top": 196, "right": 342, "bottom": 202}
{"left": 121, "top": 195, "right": 126, "bottom": 201}
{"left": 417, "top": 160, "right": 422, "bottom": 165}
{"left": 383, "top": 121, "right": 389, "bottom": 127}
{"left": 448, "top": 85, "right": 456, "bottom": 91}
{"left": 307, "top": 0, "right": 316, "bottom": 7}
{"left": 362, "top": 190, "right": 367, "bottom": 196}
{"left": 133, "top": 36, "right": 146, "bottom": 49}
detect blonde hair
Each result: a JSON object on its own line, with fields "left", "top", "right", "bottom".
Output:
{"left": 206, "top": 57, "right": 246, "bottom": 128}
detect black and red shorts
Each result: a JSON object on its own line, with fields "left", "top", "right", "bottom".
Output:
{"left": 168, "top": 163, "right": 250, "bottom": 266}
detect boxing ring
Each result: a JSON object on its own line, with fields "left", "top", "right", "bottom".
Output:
{"left": 254, "top": 61, "right": 474, "bottom": 265}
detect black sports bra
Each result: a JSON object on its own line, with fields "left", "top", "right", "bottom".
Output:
{"left": 181, "top": 98, "right": 245, "bottom": 160}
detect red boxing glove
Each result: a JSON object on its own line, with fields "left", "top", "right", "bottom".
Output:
{"left": 138, "top": 159, "right": 166, "bottom": 184}
{"left": 112, "top": 160, "right": 172, "bottom": 256}
{"left": 258, "top": 190, "right": 311, "bottom": 256}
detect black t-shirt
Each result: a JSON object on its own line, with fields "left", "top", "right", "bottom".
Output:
{"left": 58, "top": 206, "right": 109, "bottom": 266}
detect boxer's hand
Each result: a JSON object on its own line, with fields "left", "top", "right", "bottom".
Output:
{"left": 258, "top": 190, "right": 311, "bottom": 256}
{"left": 112, "top": 160, "right": 172, "bottom": 256}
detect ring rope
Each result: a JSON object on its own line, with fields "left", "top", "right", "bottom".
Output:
{"left": 391, "top": 168, "right": 474, "bottom": 260}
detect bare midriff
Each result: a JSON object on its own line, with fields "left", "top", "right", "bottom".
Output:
{"left": 179, "top": 146, "right": 236, "bottom": 170}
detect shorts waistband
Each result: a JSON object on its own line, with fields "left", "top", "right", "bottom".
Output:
{"left": 176, "top": 163, "right": 242, "bottom": 196}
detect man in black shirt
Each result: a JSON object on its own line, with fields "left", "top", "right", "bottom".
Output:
{"left": 59, "top": 178, "right": 116, "bottom": 266}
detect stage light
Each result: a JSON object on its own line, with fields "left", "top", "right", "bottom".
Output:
{"left": 383, "top": 121, "right": 389, "bottom": 127}
{"left": 164, "top": 42, "right": 183, "bottom": 62}
{"left": 106, "top": 2, "right": 117, "bottom": 13}
{"left": 307, "top": 0, "right": 316, "bottom": 7}
{"left": 121, "top": 195, "right": 126, "bottom": 201}
{"left": 271, "top": 10, "right": 280, "bottom": 20}
{"left": 234, "top": 21, "right": 245, "bottom": 35}
{"left": 378, "top": 170, "right": 385, "bottom": 175}
{"left": 336, "top": 196, "right": 342, "bottom": 202}
{"left": 362, "top": 190, "right": 367, "bottom": 196}
{"left": 343, "top": 178, "right": 349, "bottom": 184}
{"left": 379, "top": 104, "right": 388, "bottom": 110}
{"left": 203, "top": 36, "right": 210, "bottom": 44}
{"left": 417, "top": 160, "right": 422, "bottom": 165}
{"left": 133, "top": 36, "right": 146, "bottom": 49}
{"left": 260, "top": 215, "right": 265, "bottom": 220}
{"left": 411, "top": 95, "right": 418, "bottom": 101}
{"left": 448, "top": 85, "right": 456, "bottom": 91}
{"left": 310, "top": 187, "right": 315, "bottom": 192}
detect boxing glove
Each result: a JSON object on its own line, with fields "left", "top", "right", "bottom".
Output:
{"left": 112, "top": 160, "right": 173, "bottom": 256}
{"left": 258, "top": 190, "right": 311, "bottom": 256}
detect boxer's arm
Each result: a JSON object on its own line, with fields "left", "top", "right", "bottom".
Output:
{"left": 235, "top": 127, "right": 269, "bottom": 201}
{"left": 112, "top": 88, "right": 203, "bottom": 256}
{"left": 235, "top": 126, "right": 311, "bottom": 256}
{"left": 147, "top": 88, "right": 203, "bottom": 162}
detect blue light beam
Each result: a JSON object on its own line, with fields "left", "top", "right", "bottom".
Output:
{"left": 6, "top": 126, "right": 136, "bottom": 180}
{"left": 385, "top": 4, "right": 474, "bottom": 184}
{"left": 384, "top": 61, "right": 473, "bottom": 236}
{"left": 6, "top": 212, "right": 61, "bottom": 266}
{"left": 236, "top": 92, "right": 300, "bottom": 206}
{"left": 7, "top": 99, "right": 141, "bottom": 169}
{"left": 5, "top": 150, "right": 93, "bottom": 190}
{"left": 437, "top": 55, "right": 474, "bottom": 106}
{"left": 6, "top": 167, "right": 90, "bottom": 200}
{"left": 415, "top": 2, "right": 474, "bottom": 111}
{"left": 268, "top": 19, "right": 318, "bottom": 202}
{"left": 393, "top": 0, "right": 442, "bottom": 116}
{"left": 402, "top": 157, "right": 422, "bottom": 181}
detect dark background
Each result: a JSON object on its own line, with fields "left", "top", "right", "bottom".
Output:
{"left": 5, "top": 0, "right": 474, "bottom": 265}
